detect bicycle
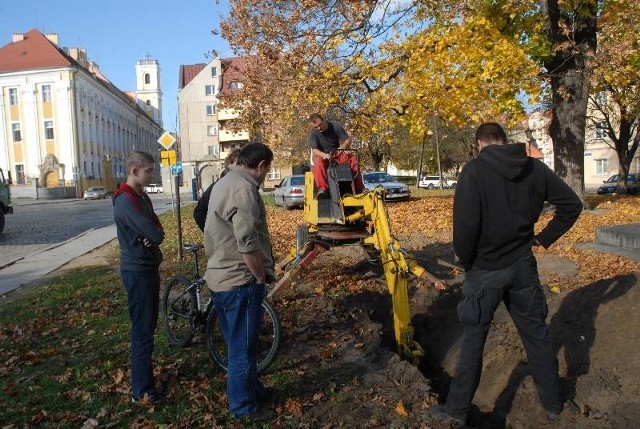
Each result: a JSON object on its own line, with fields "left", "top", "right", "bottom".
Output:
{"left": 162, "top": 243, "right": 281, "bottom": 373}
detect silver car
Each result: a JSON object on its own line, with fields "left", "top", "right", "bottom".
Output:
{"left": 362, "top": 172, "right": 411, "bottom": 200}
{"left": 83, "top": 186, "right": 107, "bottom": 200}
{"left": 273, "top": 175, "right": 305, "bottom": 208}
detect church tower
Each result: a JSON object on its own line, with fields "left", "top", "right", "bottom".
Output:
{"left": 135, "top": 54, "right": 163, "bottom": 126}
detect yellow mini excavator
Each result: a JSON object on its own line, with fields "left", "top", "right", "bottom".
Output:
{"left": 269, "top": 150, "right": 446, "bottom": 364}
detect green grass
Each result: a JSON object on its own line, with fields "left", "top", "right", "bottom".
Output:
{"left": 0, "top": 216, "right": 269, "bottom": 428}
{"left": 0, "top": 193, "right": 447, "bottom": 428}
{"left": 410, "top": 186, "right": 455, "bottom": 198}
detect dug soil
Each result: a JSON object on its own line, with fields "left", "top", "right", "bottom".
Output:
{"left": 43, "top": 226, "right": 640, "bottom": 428}
{"left": 267, "top": 229, "right": 640, "bottom": 429}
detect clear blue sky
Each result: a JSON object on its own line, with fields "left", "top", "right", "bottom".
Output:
{"left": 0, "top": 0, "right": 233, "bottom": 131}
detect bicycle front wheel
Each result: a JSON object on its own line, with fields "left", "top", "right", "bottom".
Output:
{"left": 206, "top": 299, "right": 281, "bottom": 374}
{"left": 162, "top": 275, "right": 197, "bottom": 346}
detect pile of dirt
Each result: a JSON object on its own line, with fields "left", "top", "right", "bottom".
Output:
{"left": 274, "top": 236, "right": 640, "bottom": 429}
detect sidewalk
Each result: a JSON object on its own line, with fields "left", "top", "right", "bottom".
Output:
{"left": 0, "top": 225, "right": 117, "bottom": 295}
{"left": 11, "top": 198, "right": 82, "bottom": 207}
{"left": 0, "top": 197, "right": 195, "bottom": 297}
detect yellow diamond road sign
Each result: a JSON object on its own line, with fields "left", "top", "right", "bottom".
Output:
{"left": 157, "top": 131, "right": 176, "bottom": 150}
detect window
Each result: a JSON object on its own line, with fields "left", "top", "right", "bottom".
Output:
{"left": 205, "top": 85, "right": 216, "bottom": 96}
{"left": 228, "top": 82, "right": 243, "bottom": 90}
{"left": 208, "top": 145, "right": 219, "bottom": 156}
{"left": 11, "top": 123, "right": 21, "bottom": 142}
{"left": 267, "top": 168, "right": 281, "bottom": 181}
{"left": 146, "top": 100, "right": 151, "bottom": 106}
{"left": 42, "top": 84, "right": 52, "bottom": 103}
{"left": 211, "top": 67, "right": 217, "bottom": 77}
{"left": 44, "top": 121, "right": 54, "bottom": 139}
{"left": 206, "top": 105, "right": 216, "bottom": 115}
{"left": 15, "top": 165, "right": 25, "bottom": 185}
{"left": 595, "top": 121, "right": 607, "bottom": 139}
{"left": 9, "top": 88, "right": 18, "bottom": 105}
{"left": 207, "top": 125, "right": 218, "bottom": 136}
{"left": 144, "top": 73, "right": 151, "bottom": 84}
{"left": 595, "top": 159, "right": 608, "bottom": 176}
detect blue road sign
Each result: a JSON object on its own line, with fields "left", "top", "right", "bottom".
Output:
{"left": 171, "top": 162, "right": 183, "bottom": 175}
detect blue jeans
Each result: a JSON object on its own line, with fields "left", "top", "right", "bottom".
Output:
{"left": 211, "top": 282, "right": 266, "bottom": 417}
{"left": 445, "top": 252, "right": 561, "bottom": 420}
{"left": 121, "top": 269, "right": 160, "bottom": 399}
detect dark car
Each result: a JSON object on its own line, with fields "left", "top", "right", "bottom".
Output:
{"left": 597, "top": 174, "right": 639, "bottom": 195}
{"left": 362, "top": 172, "right": 411, "bottom": 200}
{"left": 273, "top": 175, "right": 305, "bottom": 208}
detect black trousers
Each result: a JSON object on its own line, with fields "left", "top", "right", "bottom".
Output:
{"left": 445, "top": 252, "right": 562, "bottom": 420}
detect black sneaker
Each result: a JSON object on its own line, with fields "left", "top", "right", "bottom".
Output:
{"left": 131, "top": 392, "right": 161, "bottom": 406}
{"left": 546, "top": 400, "right": 581, "bottom": 421}
{"left": 317, "top": 190, "right": 330, "bottom": 199}
{"left": 429, "top": 404, "right": 465, "bottom": 427}
{"left": 233, "top": 406, "right": 276, "bottom": 422}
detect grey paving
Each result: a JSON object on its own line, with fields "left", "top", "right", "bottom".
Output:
{"left": 0, "top": 225, "right": 116, "bottom": 295}
{"left": 0, "top": 193, "right": 194, "bottom": 297}
{"left": 595, "top": 223, "right": 640, "bottom": 251}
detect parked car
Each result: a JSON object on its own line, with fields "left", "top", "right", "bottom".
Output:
{"left": 144, "top": 183, "right": 164, "bottom": 194}
{"left": 83, "top": 186, "right": 107, "bottom": 200}
{"left": 418, "top": 175, "right": 447, "bottom": 189}
{"left": 273, "top": 175, "right": 305, "bottom": 208}
{"left": 362, "top": 172, "right": 411, "bottom": 200}
{"left": 597, "top": 174, "right": 640, "bottom": 195}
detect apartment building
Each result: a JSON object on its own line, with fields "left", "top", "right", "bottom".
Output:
{"left": 178, "top": 55, "right": 291, "bottom": 191}
{"left": 0, "top": 29, "right": 162, "bottom": 196}
{"left": 584, "top": 93, "right": 640, "bottom": 191}
{"left": 178, "top": 55, "right": 250, "bottom": 190}
{"left": 513, "top": 103, "right": 639, "bottom": 192}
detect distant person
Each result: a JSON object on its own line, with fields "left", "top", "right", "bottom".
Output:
{"left": 308, "top": 113, "right": 363, "bottom": 198}
{"left": 193, "top": 149, "right": 240, "bottom": 232}
{"left": 112, "top": 151, "right": 165, "bottom": 405}
{"left": 204, "top": 143, "right": 276, "bottom": 421}
{"left": 429, "top": 122, "right": 582, "bottom": 426}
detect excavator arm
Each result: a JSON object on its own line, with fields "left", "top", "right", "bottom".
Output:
{"left": 271, "top": 184, "right": 446, "bottom": 364}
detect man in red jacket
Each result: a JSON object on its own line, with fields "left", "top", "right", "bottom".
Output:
{"left": 308, "top": 113, "right": 364, "bottom": 198}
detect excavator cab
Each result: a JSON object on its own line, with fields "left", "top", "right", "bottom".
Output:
{"left": 271, "top": 148, "right": 445, "bottom": 364}
{"left": 303, "top": 149, "right": 368, "bottom": 245}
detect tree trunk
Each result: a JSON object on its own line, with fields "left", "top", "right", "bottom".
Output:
{"left": 615, "top": 118, "right": 640, "bottom": 192}
{"left": 540, "top": 0, "right": 598, "bottom": 203}
{"left": 548, "top": 69, "right": 590, "bottom": 200}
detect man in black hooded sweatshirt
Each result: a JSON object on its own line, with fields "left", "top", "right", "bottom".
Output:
{"left": 429, "top": 123, "right": 582, "bottom": 426}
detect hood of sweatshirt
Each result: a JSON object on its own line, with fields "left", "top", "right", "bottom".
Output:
{"left": 477, "top": 143, "right": 529, "bottom": 181}
{"left": 113, "top": 183, "right": 163, "bottom": 229}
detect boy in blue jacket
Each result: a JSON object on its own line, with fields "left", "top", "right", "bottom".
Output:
{"left": 113, "top": 151, "right": 165, "bottom": 404}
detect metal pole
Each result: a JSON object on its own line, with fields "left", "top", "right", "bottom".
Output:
{"left": 434, "top": 116, "right": 443, "bottom": 189}
{"left": 417, "top": 131, "right": 427, "bottom": 187}
{"left": 174, "top": 173, "right": 183, "bottom": 260}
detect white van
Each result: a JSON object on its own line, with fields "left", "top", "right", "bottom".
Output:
{"left": 418, "top": 175, "right": 447, "bottom": 189}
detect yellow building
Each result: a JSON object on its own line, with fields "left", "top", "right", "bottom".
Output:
{"left": 0, "top": 29, "right": 162, "bottom": 196}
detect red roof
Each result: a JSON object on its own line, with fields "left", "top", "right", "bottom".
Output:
{"left": 219, "top": 57, "right": 246, "bottom": 97}
{"left": 179, "top": 64, "right": 206, "bottom": 89}
{"left": 0, "top": 29, "right": 75, "bottom": 73}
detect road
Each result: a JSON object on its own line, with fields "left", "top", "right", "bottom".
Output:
{"left": 0, "top": 193, "right": 183, "bottom": 269}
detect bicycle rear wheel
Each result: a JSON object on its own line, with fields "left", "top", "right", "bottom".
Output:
{"left": 205, "top": 299, "right": 281, "bottom": 374}
{"left": 162, "top": 275, "right": 197, "bottom": 346}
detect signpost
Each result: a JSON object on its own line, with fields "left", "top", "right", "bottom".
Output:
{"left": 157, "top": 131, "right": 183, "bottom": 259}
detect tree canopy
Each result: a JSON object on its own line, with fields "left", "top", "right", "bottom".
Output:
{"left": 219, "top": 0, "right": 636, "bottom": 195}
